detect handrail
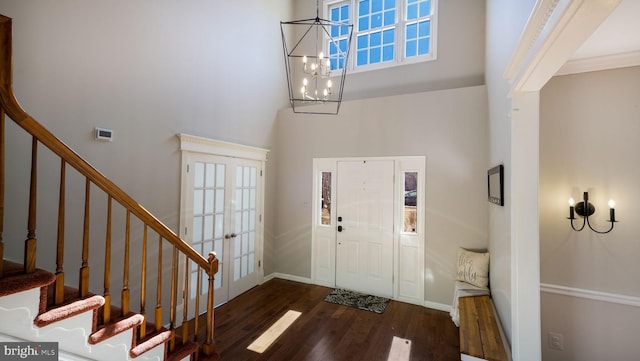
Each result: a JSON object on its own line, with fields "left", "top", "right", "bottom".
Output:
{"left": 0, "top": 14, "right": 218, "bottom": 357}
{"left": 0, "top": 15, "right": 213, "bottom": 275}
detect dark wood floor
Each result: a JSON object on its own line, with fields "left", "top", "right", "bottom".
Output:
{"left": 213, "top": 278, "right": 460, "bottom": 361}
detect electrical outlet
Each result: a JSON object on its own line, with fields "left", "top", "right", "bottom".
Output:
{"left": 548, "top": 332, "right": 564, "bottom": 351}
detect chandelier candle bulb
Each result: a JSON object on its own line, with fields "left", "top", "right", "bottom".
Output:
{"left": 568, "top": 198, "right": 575, "bottom": 219}
{"left": 609, "top": 200, "right": 616, "bottom": 222}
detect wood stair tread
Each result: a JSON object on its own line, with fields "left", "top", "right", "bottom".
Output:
{"left": 167, "top": 341, "right": 200, "bottom": 361}
{"left": 0, "top": 260, "right": 56, "bottom": 297}
{"left": 130, "top": 329, "right": 173, "bottom": 358}
{"left": 89, "top": 313, "right": 145, "bottom": 344}
{"left": 34, "top": 295, "right": 104, "bottom": 328}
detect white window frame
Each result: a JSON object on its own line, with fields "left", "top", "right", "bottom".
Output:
{"left": 324, "top": 0, "right": 438, "bottom": 74}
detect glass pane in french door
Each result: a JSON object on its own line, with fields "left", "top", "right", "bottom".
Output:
{"left": 233, "top": 165, "right": 257, "bottom": 282}
{"left": 190, "top": 161, "right": 226, "bottom": 299}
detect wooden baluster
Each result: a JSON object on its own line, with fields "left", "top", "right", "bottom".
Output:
{"left": 54, "top": 160, "right": 66, "bottom": 305}
{"left": 169, "top": 246, "right": 178, "bottom": 351}
{"left": 0, "top": 109, "right": 4, "bottom": 277}
{"left": 79, "top": 178, "right": 90, "bottom": 297}
{"left": 24, "top": 137, "right": 37, "bottom": 273}
{"left": 139, "top": 225, "right": 148, "bottom": 339}
{"left": 121, "top": 210, "right": 131, "bottom": 316}
{"left": 103, "top": 196, "right": 112, "bottom": 323}
{"left": 154, "top": 235, "right": 163, "bottom": 332}
{"left": 182, "top": 258, "right": 190, "bottom": 344}
{"left": 194, "top": 267, "right": 202, "bottom": 342}
{"left": 202, "top": 252, "right": 218, "bottom": 356}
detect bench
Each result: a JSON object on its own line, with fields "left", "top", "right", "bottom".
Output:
{"left": 458, "top": 295, "right": 509, "bottom": 361}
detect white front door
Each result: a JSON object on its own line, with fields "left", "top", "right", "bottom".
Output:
{"left": 184, "top": 155, "right": 261, "bottom": 307}
{"left": 335, "top": 160, "right": 395, "bottom": 297}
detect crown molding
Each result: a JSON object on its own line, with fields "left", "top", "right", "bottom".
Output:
{"left": 555, "top": 50, "right": 640, "bottom": 75}
{"left": 505, "top": 0, "right": 622, "bottom": 93}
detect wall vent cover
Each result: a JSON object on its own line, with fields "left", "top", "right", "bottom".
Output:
{"left": 95, "top": 127, "right": 113, "bottom": 141}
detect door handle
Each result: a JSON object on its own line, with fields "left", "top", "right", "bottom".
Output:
{"left": 225, "top": 233, "right": 238, "bottom": 239}
{"left": 337, "top": 225, "right": 344, "bottom": 232}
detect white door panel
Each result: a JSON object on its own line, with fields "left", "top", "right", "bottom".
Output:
{"left": 312, "top": 156, "right": 424, "bottom": 305}
{"left": 336, "top": 160, "right": 394, "bottom": 298}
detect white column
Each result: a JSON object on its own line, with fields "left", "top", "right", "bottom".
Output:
{"left": 510, "top": 91, "right": 541, "bottom": 361}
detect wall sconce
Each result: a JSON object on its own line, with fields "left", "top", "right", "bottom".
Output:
{"left": 568, "top": 192, "right": 617, "bottom": 233}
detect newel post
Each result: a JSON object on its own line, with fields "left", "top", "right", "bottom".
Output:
{"left": 202, "top": 251, "right": 219, "bottom": 356}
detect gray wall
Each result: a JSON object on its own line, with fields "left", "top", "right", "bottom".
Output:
{"left": 540, "top": 66, "right": 640, "bottom": 360}
{"left": 293, "top": 0, "right": 486, "bottom": 101}
{"left": 0, "top": 0, "right": 291, "bottom": 299}
{"left": 273, "top": 85, "right": 489, "bottom": 306}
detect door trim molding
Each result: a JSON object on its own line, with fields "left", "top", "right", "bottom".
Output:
{"left": 311, "top": 156, "right": 425, "bottom": 305}
{"left": 178, "top": 133, "right": 269, "bottom": 161}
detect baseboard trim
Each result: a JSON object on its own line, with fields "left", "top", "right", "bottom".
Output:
{"left": 424, "top": 301, "right": 451, "bottom": 313}
{"left": 540, "top": 283, "right": 640, "bottom": 308}
{"left": 263, "top": 273, "right": 313, "bottom": 285}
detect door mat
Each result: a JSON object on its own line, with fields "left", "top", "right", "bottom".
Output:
{"left": 323, "top": 289, "right": 390, "bottom": 314}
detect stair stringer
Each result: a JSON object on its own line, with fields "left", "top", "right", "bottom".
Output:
{"left": 0, "top": 288, "right": 172, "bottom": 361}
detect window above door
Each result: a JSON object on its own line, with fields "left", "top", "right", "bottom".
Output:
{"left": 325, "top": 0, "right": 438, "bottom": 73}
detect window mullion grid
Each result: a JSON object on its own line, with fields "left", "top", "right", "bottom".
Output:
{"left": 397, "top": 0, "right": 406, "bottom": 63}
{"left": 335, "top": 0, "right": 435, "bottom": 71}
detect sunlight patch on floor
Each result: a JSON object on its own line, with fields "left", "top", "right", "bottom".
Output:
{"left": 387, "top": 336, "right": 412, "bottom": 361}
{"left": 247, "top": 310, "right": 302, "bottom": 354}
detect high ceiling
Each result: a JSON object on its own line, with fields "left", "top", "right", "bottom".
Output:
{"left": 560, "top": 0, "right": 640, "bottom": 74}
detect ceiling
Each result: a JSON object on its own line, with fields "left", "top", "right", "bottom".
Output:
{"left": 559, "top": 0, "right": 640, "bottom": 74}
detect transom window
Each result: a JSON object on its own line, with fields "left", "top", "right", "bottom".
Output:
{"left": 326, "top": 0, "right": 437, "bottom": 71}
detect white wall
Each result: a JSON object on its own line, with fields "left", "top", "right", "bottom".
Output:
{"left": 540, "top": 66, "right": 640, "bottom": 360}
{"left": 485, "top": 0, "right": 537, "bottom": 345}
{"left": 273, "top": 85, "right": 489, "bottom": 306}
{"left": 0, "top": 0, "right": 291, "bottom": 298}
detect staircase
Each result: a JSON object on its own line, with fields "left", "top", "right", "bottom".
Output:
{"left": 0, "top": 261, "right": 184, "bottom": 361}
{"left": 0, "top": 15, "right": 218, "bottom": 361}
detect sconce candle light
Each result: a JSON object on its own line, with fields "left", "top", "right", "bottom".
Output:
{"left": 568, "top": 191, "right": 617, "bottom": 233}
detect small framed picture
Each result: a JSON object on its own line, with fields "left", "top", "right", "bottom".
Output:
{"left": 487, "top": 165, "right": 504, "bottom": 206}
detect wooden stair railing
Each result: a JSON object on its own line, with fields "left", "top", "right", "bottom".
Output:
{"left": 0, "top": 14, "right": 218, "bottom": 358}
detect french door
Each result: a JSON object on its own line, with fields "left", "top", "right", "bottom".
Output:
{"left": 185, "top": 155, "right": 260, "bottom": 307}
{"left": 180, "top": 136, "right": 267, "bottom": 309}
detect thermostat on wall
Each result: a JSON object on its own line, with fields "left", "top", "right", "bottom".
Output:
{"left": 95, "top": 127, "right": 113, "bottom": 141}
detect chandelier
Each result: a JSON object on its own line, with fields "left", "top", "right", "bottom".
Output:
{"left": 280, "top": 0, "right": 353, "bottom": 114}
